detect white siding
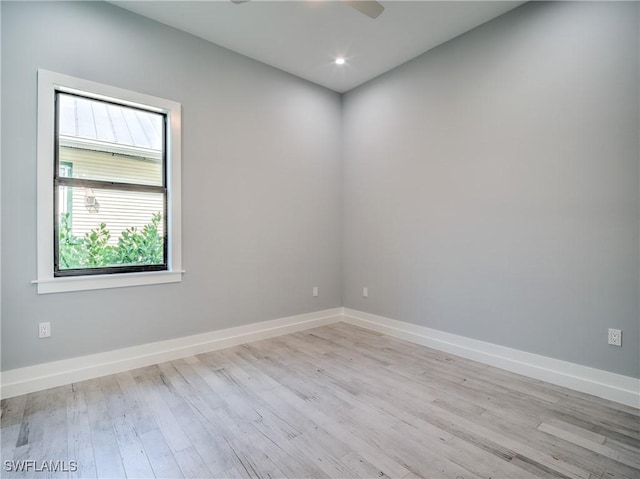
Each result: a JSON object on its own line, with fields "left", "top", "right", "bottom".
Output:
{"left": 61, "top": 146, "right": 162, "bottom": 185}
{"left": 59, "top": 147, "right": 164, "bottom": 244}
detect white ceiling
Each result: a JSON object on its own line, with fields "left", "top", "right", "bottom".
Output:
{"left": 111, "top": 1, "right": 526, "bottom": 93}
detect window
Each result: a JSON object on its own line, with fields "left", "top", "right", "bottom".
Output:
{"left": 54, "top": 92, "right": 167, "bottom": 276}
{"left": 36, "top": 70, "right": 182, "bottom": 293}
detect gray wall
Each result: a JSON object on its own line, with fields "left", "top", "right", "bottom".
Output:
{"left": 1, "top": 1, "right": 343, "bottom": 370}
{"left": 343, "top": 1, "right": 640, "bottom": 378}
{"left": 2, "top": 1, "right": 638, "bottom": 380}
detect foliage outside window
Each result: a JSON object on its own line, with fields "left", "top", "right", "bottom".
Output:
{"left": 58, "top": 212, "right": 164, "bottom": 270}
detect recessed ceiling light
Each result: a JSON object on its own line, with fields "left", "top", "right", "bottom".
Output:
{"left": 335, "top": 57, "right": 346, "bottom": 65}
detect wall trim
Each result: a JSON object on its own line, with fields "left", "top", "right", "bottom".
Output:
{"left": 2, "top": 306, "right": 638, "bottom": 408}
{"left": 342, "top": 308, "right": 639, "bottom": 409}
{"left": 0, "top": 308, "right": 342, "bottom": 399}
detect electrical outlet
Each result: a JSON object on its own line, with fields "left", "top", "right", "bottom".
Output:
{"left": 313, "top": 286, "right": 319, "bottom": 297}
{"left": 608, "top": 328, "right": 622, "bottom": 346}
{"left": 363, "top": 287, "right": 368, "bottom": 298}
{"left": 39, "top": 322, "right": 51, "bottom": 339}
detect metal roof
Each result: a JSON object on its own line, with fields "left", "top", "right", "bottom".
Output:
{"left": 58, "top": 93, "right": 163, "bottom": 155}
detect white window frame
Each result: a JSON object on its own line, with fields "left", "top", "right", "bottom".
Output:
{"left": 35, "top": 69, "right": 183, "bottom": 294}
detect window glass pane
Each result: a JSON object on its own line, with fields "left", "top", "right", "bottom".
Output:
{"left": 57, "top": 186, "right": 165, "bottom": 270}
{"left": 57, "top": 93, "right": 164, "bottom": 187}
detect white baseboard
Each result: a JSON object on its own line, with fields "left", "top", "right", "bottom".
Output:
{"left": 0, "top": 308, "right": 342, "bottom": 399}
{"left": 3, "top": 306, "right": 638, "bottom": 408}
{"left": 342, "top": 308, "right": 639, "bottom": 409}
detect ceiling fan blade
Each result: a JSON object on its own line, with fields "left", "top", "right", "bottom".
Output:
{"left": 345, "top": 1, "right": 384, "bottom": 19}
{"left": 231, "top": 0, "right": 384, "bottom": 20}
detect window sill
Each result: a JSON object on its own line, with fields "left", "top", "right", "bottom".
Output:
{"left": 32, "top": 270, "right": 184, "bottom": 294}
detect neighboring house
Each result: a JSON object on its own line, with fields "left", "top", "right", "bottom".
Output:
{"left": 58, "top": 93, "right": 164, "bottom": 245}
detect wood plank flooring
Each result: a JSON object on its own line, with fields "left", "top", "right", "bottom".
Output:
{"left": 1, "top": 322, "right": 639, "bottom": 478}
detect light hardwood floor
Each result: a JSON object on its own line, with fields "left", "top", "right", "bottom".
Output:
{"left": 1, "top": 322, "right": 639, "bottom": 478}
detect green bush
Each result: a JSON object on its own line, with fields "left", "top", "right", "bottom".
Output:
{"left": 59, "top": 212, "right": 87, "bottom": 268}
{"left": 58, "top": 212, "right": 164, "bottom": 269}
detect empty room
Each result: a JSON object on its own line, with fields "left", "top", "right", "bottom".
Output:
{"left": 1, "top": 0, "right": 639, "bottom": 477}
